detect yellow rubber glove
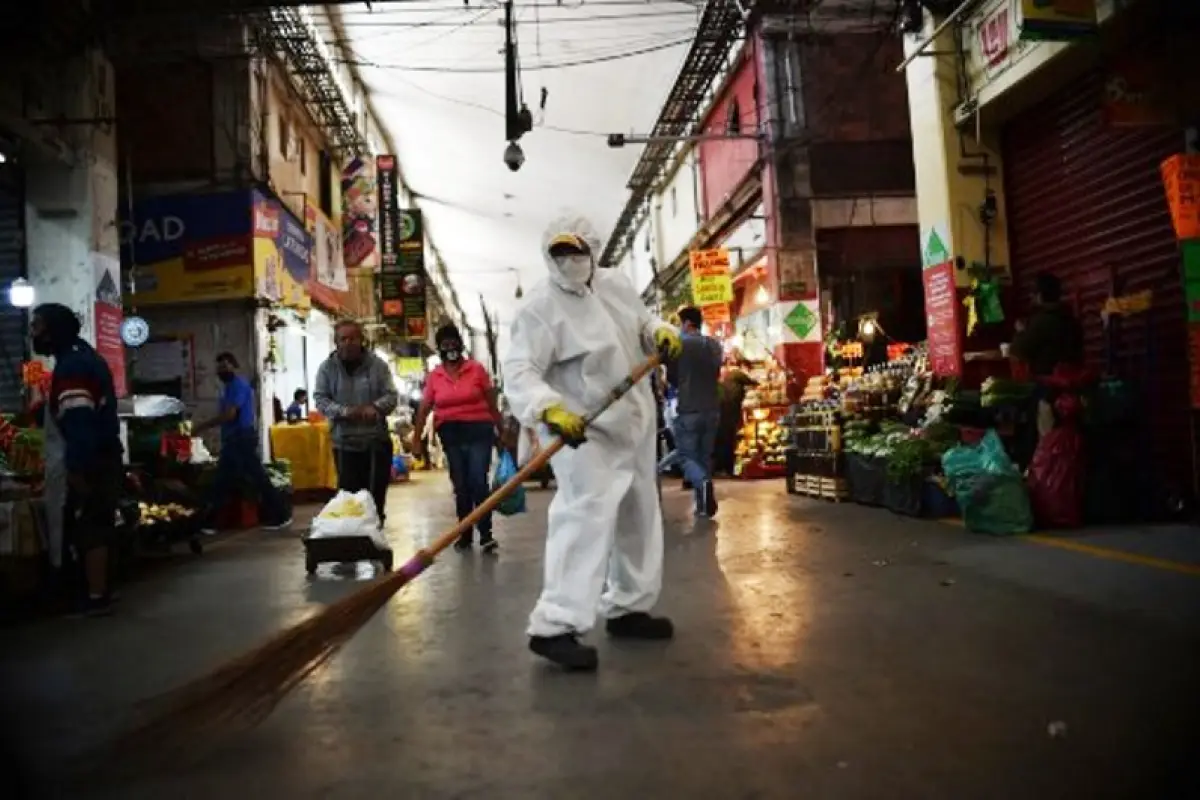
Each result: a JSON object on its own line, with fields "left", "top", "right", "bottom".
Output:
{"left": 654, "top": 326, "right": 683, "bottom": 360}
{"left": 542, "top": 403, "right": 587, "bottom": 447}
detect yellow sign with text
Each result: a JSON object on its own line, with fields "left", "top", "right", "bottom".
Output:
{"left": 689, "top": 249, "right": 733, "bottom": 307}
{"left": 129, "top": 259, "right": 255, "bottom": 305}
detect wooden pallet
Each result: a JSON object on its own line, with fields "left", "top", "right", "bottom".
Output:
{"left": 787, "top": 473, "right": 849, "bottom": 502}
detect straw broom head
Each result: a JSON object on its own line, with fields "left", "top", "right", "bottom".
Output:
{"left": 99, "top": 556, "right": 427, "bottom": 773}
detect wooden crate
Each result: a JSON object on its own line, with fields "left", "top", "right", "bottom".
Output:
{"left": 787, "top": 473, "right": 849, "bottom": 502}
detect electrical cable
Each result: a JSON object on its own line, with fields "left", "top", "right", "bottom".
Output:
{"left": 401, "top": 5, "right": 498, "bottom": 53}
{"left": 335, "top": 9, "right": 700, "bottom": 26}
{"left": 337, "top": 35, "right": 691, "bottom": 73}
{"left": 336, "top": 0, "right": 702, "bottom": 15}
{"left": 365, "top": 59, "right": 753, "bottom": 138}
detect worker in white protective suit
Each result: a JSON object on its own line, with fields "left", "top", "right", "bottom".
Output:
{"left": 502, "top": 215, "right": 683, "bottom": 671}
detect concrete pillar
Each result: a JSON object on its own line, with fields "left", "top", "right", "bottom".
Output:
{"left": 902, "top": 19, "right": 1011, "bottom": 286}
{"left": 23, "top": 49, "right": 123, "bottom": 388}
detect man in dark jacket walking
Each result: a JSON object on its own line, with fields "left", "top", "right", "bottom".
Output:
{"left": 667, "top": 306, "right": 724, "bottom": 517}
{"left": 313, "top": 320, "right": 399, "bottom": 525}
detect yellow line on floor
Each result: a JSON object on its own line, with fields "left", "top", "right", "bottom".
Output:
{"left": 1023, "top": 535, "right": 1200, "bottom": 577}
{"left": 935, "top": 517, "right": 1200, "bottom": 576}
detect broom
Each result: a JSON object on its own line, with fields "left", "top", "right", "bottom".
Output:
{"left": 103, "top": 351, "right": 664, "bottom": 764}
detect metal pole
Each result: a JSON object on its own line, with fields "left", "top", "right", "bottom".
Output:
{"left": 894, "top": 0, "right": 977, "bottom": 73}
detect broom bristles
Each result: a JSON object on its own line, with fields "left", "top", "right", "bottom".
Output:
{"left": 106, "top": 564, "right": 418, "bottom": 765}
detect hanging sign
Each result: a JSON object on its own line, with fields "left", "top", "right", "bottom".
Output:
{"left": 1161, "top": 154, "right": 1200, "bottom": 241}
{"left": 923, "top": 261, "right": 963, "bottom": 377}
{"left": 1016, "top": 0, "right": 1098, "bottom": 41}
{"left": 376, "top": 155, "right": 400, "bottom": 269}
{"left": 689, "top": 249, "right": 734, "bottom": 306}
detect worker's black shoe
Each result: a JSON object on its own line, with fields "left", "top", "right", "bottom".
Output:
{"left": 605, "top": 612, "right": 674, "bottom": 640}
{"left": 480, "top": 536, "right": 499, "bottom": 555}
{"left": 453, "top": 536, "right": 472, "bottom": 552}
{"left": 529, "top": 633, "right": 598, "bottom": 671}
{"left": 702, "top": 480, "right": 719, "bottom": 518}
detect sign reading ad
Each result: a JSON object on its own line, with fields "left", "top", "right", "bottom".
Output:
{"left": 119, "top": 189, "right": 254, "bottom": 305}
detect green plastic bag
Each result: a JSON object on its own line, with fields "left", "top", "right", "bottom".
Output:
{"left": 941, "top": 430, "right": 1032, "bottom": 535}
{"left": 492, "top": 450, "right": 527, "bottom": 516}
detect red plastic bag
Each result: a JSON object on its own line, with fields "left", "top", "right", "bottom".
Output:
{"left": 1026, "top": 424, "right": 1085, "bottom": 528}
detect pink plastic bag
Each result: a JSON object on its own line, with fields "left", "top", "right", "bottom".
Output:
{"left": 1027, "top": 424, "right": 1085, "bottom": 528}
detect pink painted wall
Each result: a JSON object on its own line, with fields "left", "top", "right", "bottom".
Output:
{"left": 697, "top": 37, "right": 761, "bottom": 221}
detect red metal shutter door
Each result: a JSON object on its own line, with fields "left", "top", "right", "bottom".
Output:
{"left": 1002, "top": 68, "right": 1188, "bottom": 487}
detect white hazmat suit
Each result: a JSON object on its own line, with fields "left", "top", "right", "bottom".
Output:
{"left": 503, "top": 215, "right": 677, "bottom": 668}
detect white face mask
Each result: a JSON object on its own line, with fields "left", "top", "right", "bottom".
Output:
{"left": 555, "top": 253, "right": 593, "bottom": 283}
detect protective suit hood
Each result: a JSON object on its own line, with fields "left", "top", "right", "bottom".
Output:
{"left": 542, "top": 214, "right": 602, "bottom": 295}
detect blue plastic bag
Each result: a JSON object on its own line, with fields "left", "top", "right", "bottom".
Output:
{"left": 941, "top": 430, "right": 1032, "bottom": 535}
{"left": 493, "top": 450, "right": 527, "bottom": 516}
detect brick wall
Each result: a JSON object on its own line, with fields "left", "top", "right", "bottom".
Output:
{"left": 801, "top": 34, "right": 909, "bottom": 143}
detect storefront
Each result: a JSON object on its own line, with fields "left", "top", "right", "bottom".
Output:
{"left": 1001, "top": 63, "right": 1190, "bottom": 493}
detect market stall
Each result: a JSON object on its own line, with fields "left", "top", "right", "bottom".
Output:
{"left": 732, "top": 355, "right": 790, "bottom": 479}
{"left": 269, "top": 417, "right": 338, "bottom": 501}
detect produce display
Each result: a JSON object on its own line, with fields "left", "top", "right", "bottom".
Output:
{"left": 735, "top": 409, "right": 787, "bottom": 477}
{"left": 0, "top": 418, "right": 45, "bottom": 477}
{"left": 138, "top": 502, "right": 196, "bottom": 526}
{"left": 266, "top": 459, "right": 293, "bottom": 492}
{"left": 981, "top": 376, "right": 1035, "bottom": 407}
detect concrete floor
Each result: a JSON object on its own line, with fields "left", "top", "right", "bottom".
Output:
{"left": 4, "top": 476, "right": 1200, "bottom": 799}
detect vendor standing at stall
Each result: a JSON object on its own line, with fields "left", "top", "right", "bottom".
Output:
{"left": 31, "top": 303, "right": 123, "bottom": 617}
{"left": 714, "top": 361, "right": 758, "bottom": 477}
{"left": 1010, "top": 272, "right": 1084, "bottom": 436}
{"left": 195, "top": 352, "right": 292, "bottom": 533}
{"left": 313, "top": 320, "right": 399, "bottom": 527}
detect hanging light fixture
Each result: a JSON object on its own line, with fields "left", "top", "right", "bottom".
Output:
{"left": 8, "top": 278, "right": 34, "bottom": 308}
{"left": 754, "top": 284, "right": 769, "bottom": 305}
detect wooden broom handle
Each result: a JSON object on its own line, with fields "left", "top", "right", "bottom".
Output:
{"left": 413, "top": 352, "right": 663, "bottom": 564}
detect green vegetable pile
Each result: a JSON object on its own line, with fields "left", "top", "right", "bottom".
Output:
{"left": 981, "top": 377, "right": 1034, "bottom": 408}
{"left": 266, "top": 459, "right": 293, "bottom": 491}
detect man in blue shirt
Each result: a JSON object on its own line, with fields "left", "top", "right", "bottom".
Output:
{"left": 666, "top": 306, "right": 724, "bottom": 518}
{"left": 195, "top": 352, "right": 290, "bottom": 532}
{"left": 31, "top": 303, "right": 123, "bottom": 617}
{"left": 286, "top": 388, "right": 308, "bottom": 423}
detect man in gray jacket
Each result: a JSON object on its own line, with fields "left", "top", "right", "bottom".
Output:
{"left": 313, "top": 320, "right": 399, "bottom": 526}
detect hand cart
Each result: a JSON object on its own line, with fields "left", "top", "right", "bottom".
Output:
{"left": 302, "top": 444, "right": 394, "bottom": 575}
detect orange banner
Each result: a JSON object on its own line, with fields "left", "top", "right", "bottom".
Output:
{"left": 1161, "top": 154, "right": 1200, "bottom": 241}
{"left": 701, "top": 304, "right": 731, "bottom": 325}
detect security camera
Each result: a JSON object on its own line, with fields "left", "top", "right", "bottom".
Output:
{"left": 503, "top": 141, "right": 525, "bottom": 172}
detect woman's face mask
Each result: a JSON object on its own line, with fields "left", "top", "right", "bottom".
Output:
{"left": 438, "top": 342, "right": 462, "bottom": 363}
{"left": 555, "top": 253, "right": 593, "bottom": 284}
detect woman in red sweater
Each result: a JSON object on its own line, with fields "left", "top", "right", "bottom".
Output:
{"left": 412, "top": 324, "right": 503, "bottom": 552}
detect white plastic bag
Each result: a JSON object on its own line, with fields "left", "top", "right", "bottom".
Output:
{"left": 133, "top": 395, "right": 188, "bottom": 418}
{"left": 309, "top": 490, "right": 389, "bottom": 548}
{"left": 188, "top": 437, "right": 214, "bottom": 464}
